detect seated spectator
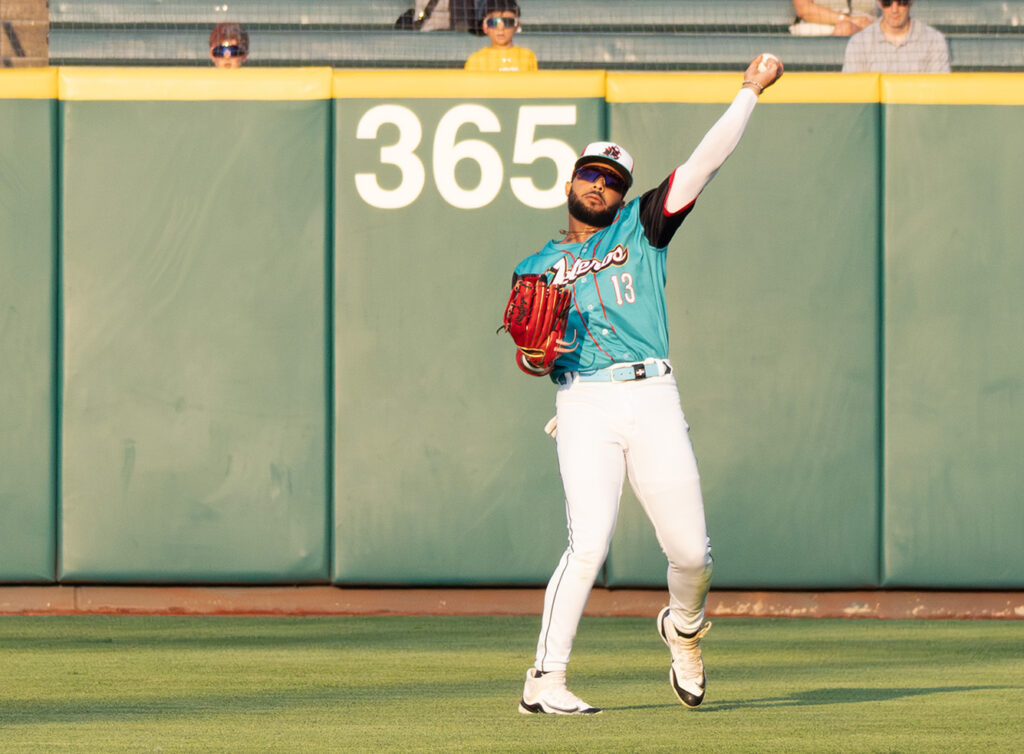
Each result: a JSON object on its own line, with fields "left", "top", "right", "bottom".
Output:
{"left": 843, "top": 0, "right": 950, "bottom": 73}
{"left": 451, "top": 0, "right": 480, "bottom": 33}
{"left": 790, "top": 1, "right": 876, "bottom": 36}
{"left": 396, "top": 0, "right": 476, "bottom": 32}
{"left": 465, "top": 0, "right": 537, "bottom": 72}
{"left": 209, "top": 22, "right": 248, "bottom": 68}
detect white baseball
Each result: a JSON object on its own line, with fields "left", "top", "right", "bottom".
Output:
{"left": 757, "top": 53, "right": 780, "bottom": 73}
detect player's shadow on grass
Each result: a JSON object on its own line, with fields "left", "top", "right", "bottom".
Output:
{"left": 701, "top": 685, "right": 1008, "bottom": 712}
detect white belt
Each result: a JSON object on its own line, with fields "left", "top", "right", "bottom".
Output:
{"left": 557, "top": 359, "right": 671, "bottom": 385}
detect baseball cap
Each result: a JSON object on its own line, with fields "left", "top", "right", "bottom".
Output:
{"left": 574, "top": 142, "right": 634, "bottom": 190}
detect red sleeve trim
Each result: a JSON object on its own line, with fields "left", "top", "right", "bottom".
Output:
{"left": 662, "top": 169, "right": 696, "bottom": 218}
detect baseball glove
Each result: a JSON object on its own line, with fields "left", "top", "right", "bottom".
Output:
{"left": 500, "top": 273, "right": 575, "bottom": 376}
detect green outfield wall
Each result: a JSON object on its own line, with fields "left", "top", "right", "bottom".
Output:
{"left": 604, "top": 75, "right": 882, "bottom": 588}
{"left": 881, "top": 77, "right": 1024, "bottom": 588}
{"left": 58, "top": 69, "right": 332, "bottom": 582}
{"left": 0, "top": 70, "right": 57, "bottom": 583}
{"left": 0, "top": 69, "right": 1020, "bottom": 589}
{"left": 331, "top": 72, "right": 608, "bottom": 585}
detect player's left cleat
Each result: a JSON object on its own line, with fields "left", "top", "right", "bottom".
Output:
{"left": 658, "top": 607, "right": 711, "bottom": 708}
{"left": 518, "top": 668, "right": 602, "bottom": 715}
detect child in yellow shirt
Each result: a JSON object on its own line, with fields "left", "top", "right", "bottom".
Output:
{"left": 465, "top": 0, "right": 537, "bottom": 72}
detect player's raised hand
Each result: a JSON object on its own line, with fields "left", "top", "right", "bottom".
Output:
{"left": 742, "top": 53, "right": 783, "bottom": 95}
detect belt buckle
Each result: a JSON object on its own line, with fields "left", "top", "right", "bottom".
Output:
{"left": 609, "top": 362, "right": 649, "bottom": 382}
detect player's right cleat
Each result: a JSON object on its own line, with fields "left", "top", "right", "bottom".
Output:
{"left": 658, "top": 607, "right": 711, "bottom": 708}
{"left": 518, "top": 668, "right": 601, "bottom": 715}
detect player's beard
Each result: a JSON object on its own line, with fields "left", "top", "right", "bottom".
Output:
{"left": 567, "top": 187, "right": 621, "bottom": 228}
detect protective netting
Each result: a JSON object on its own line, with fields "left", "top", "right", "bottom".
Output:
{"left": 45, "top": 0, "right": 1024, "bottom": 71}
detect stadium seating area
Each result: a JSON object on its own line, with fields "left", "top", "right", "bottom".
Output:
{"left": 47, "top": 0, "right": 1024, "bottom": 70}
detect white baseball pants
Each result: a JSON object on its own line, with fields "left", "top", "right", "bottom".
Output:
{"left": 534, "top": 369, "right": 713, "bottom": 672}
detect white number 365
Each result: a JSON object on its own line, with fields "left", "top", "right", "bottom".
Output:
{"left": 354, "top": 104, "right": 577, "bottom": 211}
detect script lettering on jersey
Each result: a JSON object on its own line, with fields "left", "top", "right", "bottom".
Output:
{"left": 549, "top": 244, "right": 629, "bottom": 286}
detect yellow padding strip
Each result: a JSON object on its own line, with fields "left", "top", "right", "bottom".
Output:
{"left": 59, "top": 67, "right": 333, "bottom": 101}
{"left": 0, "top": 68, "right": 58, "bottom": 99}
{"left": 882, "top": 73, "right": 1024, "bottom": 105}
{"left": 333, "top": 70, "right": 607, "bottom": 99}
{"left": 12, "top": 68, "right": 1024, "bottom": 104}
{"left": 607, "top": 73, "right": 880, "bottom": 104}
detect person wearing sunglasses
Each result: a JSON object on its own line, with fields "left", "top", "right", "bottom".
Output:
{"left": 842, "top": 0, "right": 950, "bottom": 72}
{"left": 510, "top": 54, "right": 783, "bottom": 715}
{"left": 464, "top": 0, "right": 537, "bottom": 72}
{"left": 208, "top": 22, "right": 249, "bottom": 69}
{"left": 790, "top": 1, "right": 877, "bottom": 36}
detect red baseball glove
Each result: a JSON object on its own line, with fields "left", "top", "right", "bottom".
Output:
{"left": 500, "top": 273, "right": 576, "bottom": 376}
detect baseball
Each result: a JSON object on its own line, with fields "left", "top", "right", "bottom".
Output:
{"left": 757, "top": 53, "right": 780, "bottom": 73}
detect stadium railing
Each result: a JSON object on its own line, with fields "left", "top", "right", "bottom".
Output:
{"left": 47, "top": 0, "right": 1024, "bottom": 71}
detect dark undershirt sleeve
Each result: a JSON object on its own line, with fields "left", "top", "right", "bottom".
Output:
{"left": 637, "top": 172, "right": 696, "bottom": 249}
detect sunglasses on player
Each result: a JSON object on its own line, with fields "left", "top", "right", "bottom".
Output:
{"left": 211, "top": 44, "right": 246, "bottom": 58}
{"left": 573, "top": 165, "right": 628, "bottom": 193}
{"left": 879, "top": 0, "right": 911, "bottom": 7}
{"left": 484, "top": 16, "right": 518, "bottom": 29}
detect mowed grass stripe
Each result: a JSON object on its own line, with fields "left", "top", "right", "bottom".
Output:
{"left": 0, "top": 616, "right": 1020, "bottom": 752}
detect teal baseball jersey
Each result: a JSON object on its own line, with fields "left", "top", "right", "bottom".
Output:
{"left": 512, "top": 176, "right": 695, "bottom": 379}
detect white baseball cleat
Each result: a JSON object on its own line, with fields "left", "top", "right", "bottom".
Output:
{"left": 518, "top": 668, "right": 601, "bottom": 715}
{"left": 658, "top": 608, "right": 712, "bottom": 708}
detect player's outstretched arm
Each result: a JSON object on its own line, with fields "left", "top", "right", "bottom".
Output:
{"left": 665, "top": 54, "right": 783, "bottom": 214}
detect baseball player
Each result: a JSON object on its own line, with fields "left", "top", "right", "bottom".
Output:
{"left": 508, "top": 55, "right": 783, "bottom": 715}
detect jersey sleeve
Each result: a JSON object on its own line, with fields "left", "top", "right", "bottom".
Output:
{"left": 637, "top": 174, "right": 695, "bottom": 249}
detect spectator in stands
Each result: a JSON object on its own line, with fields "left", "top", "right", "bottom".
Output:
{"left": 209, "top": 22, "right": 249, "bottom": 69}
{"left": 396, "top": 0, "right": 478, "bottom": 31}
{"left": 843, "top": 0, "right": 950, "bottom": 72}
{"left": 465, "top": 0, "right": 537, "bottom": 72}
{"left": 790, "top": 1, "right": 876, "bottom": 36}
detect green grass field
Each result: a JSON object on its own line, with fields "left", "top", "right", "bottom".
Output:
{"left": 0, "top": 615, "right": 1021, "bottom": 752}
